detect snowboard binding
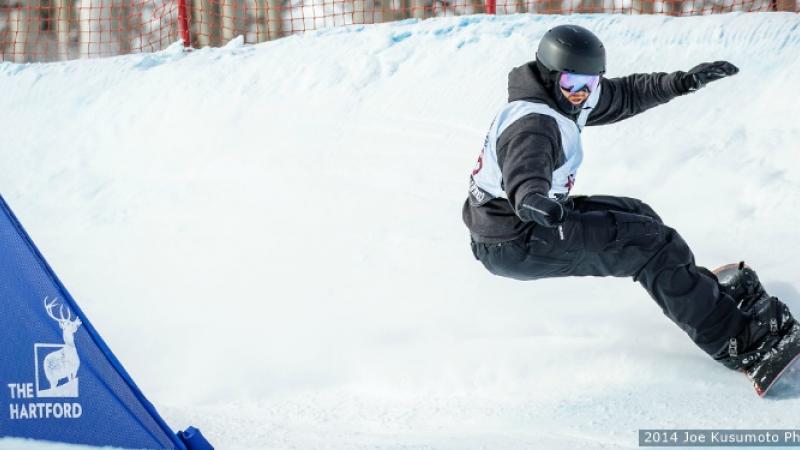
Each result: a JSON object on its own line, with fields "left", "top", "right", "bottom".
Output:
{"left": 713, "top": 261, "right": 800, "bottom": 396}
{"left": 715, "top": 261, "right": 768, "bottom": 310}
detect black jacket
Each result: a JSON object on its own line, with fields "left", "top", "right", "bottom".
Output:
{"left": 462, "top": 61, "right": 690, "bottom": 243}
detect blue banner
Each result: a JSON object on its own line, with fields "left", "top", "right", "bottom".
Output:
{"left": 0, "top": 195, "right": 199, "bottom": 449}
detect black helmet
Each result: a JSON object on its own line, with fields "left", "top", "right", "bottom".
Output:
{"left": 536, "top": 25, "right": 606, "bottom": 75}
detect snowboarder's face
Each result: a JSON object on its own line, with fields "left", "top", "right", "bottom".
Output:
{"left": 560, "top": 88, "right": 589, "bottom": 106}
{"left": 557, "top": 72, "right": 599, "bottom": 106}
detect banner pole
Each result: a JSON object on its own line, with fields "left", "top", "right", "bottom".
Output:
{"left": 178, "top": 0, "right": 191, "bottom": 48}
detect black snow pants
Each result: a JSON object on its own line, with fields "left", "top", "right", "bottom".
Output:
{"left": 470, "top": 195, "right": 748, "bottom": 358}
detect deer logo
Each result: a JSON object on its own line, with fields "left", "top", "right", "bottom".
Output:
{"left": 35, "top": 296, "right": 82, "bottom": 397}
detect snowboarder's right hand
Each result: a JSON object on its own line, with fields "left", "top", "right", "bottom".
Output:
{"left": 517, "top": 193, "right": 567, "bottom": 228}
{"left": 682, "top": 61, "right": 739, "bottom": 92}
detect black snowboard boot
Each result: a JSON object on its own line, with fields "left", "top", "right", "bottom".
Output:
{"left": 712, "top": 262, "right": 796, "bottom": 370}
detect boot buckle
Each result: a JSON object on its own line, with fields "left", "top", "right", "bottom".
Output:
{"left": 729, "top": 337, "right": 738, "bottom": 358}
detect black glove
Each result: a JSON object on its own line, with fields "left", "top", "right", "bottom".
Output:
{"left": 517, "top": 192, "right": 567, "bottom": 228}
{"left": 682, "top": 61, "right": 739, "bottom": 92}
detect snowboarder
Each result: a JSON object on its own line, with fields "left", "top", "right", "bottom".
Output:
{"left": 463, "top": 24, "right": 800, "bottom": 395}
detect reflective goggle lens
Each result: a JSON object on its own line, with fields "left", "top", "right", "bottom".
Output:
{"left": 559, "top": 72, "right": 601, "bottom": 94}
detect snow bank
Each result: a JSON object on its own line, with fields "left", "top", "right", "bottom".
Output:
{"left": 1, "top": 11, "right": 799, "bottom": 449}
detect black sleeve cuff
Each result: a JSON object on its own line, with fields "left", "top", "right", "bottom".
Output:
{"left": 671, "top": 70, "right": 692, "bottom": 95}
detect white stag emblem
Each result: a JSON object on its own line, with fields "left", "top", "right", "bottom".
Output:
{"left": 42, "top": 297, "right": 82, "bottom": 391}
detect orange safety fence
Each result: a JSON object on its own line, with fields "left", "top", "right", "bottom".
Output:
{"left": 1, "top": 0, "right": 797, "bottom": 62}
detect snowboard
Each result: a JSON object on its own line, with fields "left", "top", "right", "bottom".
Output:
{"left": 746, "top": 322, "right": 800, "bottom": 397}
{"left": 713, "top": 263, "right": 800, "bottom": 397}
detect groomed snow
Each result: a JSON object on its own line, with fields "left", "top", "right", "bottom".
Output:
{"left": 1, "top": 11, "right": 800, "bottom": 449}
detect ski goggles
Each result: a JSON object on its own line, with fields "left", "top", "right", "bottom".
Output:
{"left": 559, "top": 72, "right": 601, "bottom": 94}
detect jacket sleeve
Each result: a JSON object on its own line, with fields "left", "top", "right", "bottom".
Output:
{"left": 495, "top": 113, "right": 562, "bottom": 219}
{"left": 587, "top": 71, "right": 689, "bottom": 126}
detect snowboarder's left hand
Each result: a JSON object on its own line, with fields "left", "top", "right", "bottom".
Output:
{"left": 682, "top": 61, "right": 739, "bottom": 92}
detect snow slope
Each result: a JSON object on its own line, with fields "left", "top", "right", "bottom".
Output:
{"left": 2, "top": 11, "right": 800, "bottom": 450}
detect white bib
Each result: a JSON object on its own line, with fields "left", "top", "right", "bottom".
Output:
{"left": 469, "top": 86, "right": 600, "bottom": 204}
